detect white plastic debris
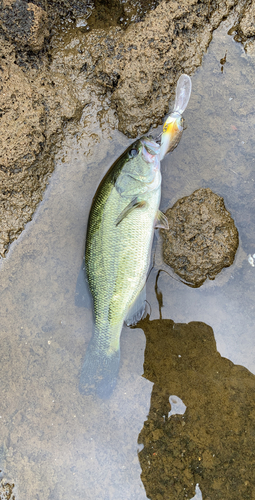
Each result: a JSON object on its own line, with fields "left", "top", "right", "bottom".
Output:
{"left": 248, "top": 254, "right": 255, "bottom": 267}
{"left": 168, "top": 395, "right": 186, "bottom": 418}
{"left": 190, "top": 483, "right": 203, "bottom": 500}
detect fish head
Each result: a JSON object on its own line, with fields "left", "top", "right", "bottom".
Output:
{"left": 160, "top": 111, "right": 184, "bottom": 160}
{"left": 125, "top": 136, "right": 161, "bottom": 182}
{"left": 116, "top": 137, "right": 161, "bottom": 197}
{"left": 141, "top": 136, "right": 161, "bottom": 165}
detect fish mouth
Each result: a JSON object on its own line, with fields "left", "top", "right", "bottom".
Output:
{"left": 141, "top": 137, "right": 161, "bottom": 163}
{"left": 142, "top": 137, "right": 161, "bottom": 155}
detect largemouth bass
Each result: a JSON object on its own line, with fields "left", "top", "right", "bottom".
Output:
{"left": 79, "top": 74, "right": 192, "bottom": 398}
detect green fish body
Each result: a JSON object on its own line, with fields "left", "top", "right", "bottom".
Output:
{"left": 79, "top": 74, "right": 192, "bottom": 398}
{"left": 79, "top": 137, "right": 168, "bottom": 397}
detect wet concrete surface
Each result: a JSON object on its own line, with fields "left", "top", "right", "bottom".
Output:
{"left": 0, "top": 8, "right": 255, "bottom": 500}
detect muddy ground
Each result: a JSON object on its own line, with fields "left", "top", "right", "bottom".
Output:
{"left": 0, "top": 0, "right": 254, "bottom": 257}
{"left": 137, "top": 317, "right": 255, "bottom": 500}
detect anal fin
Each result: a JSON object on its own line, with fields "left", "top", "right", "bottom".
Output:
{"left": 154, "top": 210, "right": 169, "bottom": 230}
{"left": 125, "top": 286, "right": 147, "bottom": 326}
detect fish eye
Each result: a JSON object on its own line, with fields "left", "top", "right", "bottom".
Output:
{"left": 129, "top": 148, "right": 138, "bottom": 158}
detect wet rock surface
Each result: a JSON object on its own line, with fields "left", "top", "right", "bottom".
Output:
{"left": 161, "top": 188, "right": 239, "bottom": 287}
{"left": 97, "top": 0, "right": 238, "bottom": 137}
{"left": 137, "top": 317, "right": 255, "bottom": 500}
{"left": 0, "top": 0, "right": 49, "bottom": 51}
{"left": 229, "top": 0, "right": 255, "bottom": 46}
{"left": 239, "top": 1, "right": 255, "bottom": 37}
{"left": 0, "top": 35, "right": 83, "bottom": 257}
{"left": 0, "top": 0, "right": 249, "bottom": 256}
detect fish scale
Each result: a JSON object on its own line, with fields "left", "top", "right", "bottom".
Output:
{"left": 91, "top": 173, "right": 160, "bottom": 340}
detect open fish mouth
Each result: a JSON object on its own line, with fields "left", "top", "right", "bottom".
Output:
{"left": 141, "top": 137, "right": 161, "bottom": 163}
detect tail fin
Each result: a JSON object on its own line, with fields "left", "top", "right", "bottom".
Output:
{"left": 79, "top": 337, "right": 120, "bottom": 399}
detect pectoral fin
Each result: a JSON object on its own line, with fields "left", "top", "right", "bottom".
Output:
{"left": 116, "top": 198, "right": 147, "bottom": 226}
{"left": 154, "top": 210, "right": 169, "bottom": 230}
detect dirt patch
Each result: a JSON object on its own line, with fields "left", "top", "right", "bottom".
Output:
{"left": 137, "top": 317, "right": 255, "bottom": 500}
{"left": 161, "top": 188, "right": 239, "bottom": 287}
{"left": 0, "top": 0, "right": 246, "bottom": 256}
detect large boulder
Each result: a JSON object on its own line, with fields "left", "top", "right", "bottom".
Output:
{"left": 161, "top": 188, "right": 239, "bottom": 287}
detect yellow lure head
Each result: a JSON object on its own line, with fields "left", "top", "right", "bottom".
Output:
{"left": 160, "top": 111, "right": 184, "bottom": 160}
{"left": 159, "top": 74, "right": 192, "bottom": 160}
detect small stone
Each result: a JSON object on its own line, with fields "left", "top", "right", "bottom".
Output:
{"left": 161, "top": 188, "right": 239, "bottom": 287}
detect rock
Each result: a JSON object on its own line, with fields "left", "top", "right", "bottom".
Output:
{"left": 161, "top": 188, "right": 239, "bottom": 287}
{"left": 96, "top": 0, "right": 238, "bottom": 137}
{"left": 50, "top": 0, "right": 239, "bottom": 139}
{"left": 0, "top": 35, "right": 82, "bottom": 257}
{"left": 0, "top": 0, "right": 244, "bottom": 256}
{"left": 228, "top": 0, "right": 255, "bottom": 50}
{"left": 239, "top": 0, "right": 255, "bottom": 38}
{"left": 0, "top": 0, "right": 49, "bottom": 51}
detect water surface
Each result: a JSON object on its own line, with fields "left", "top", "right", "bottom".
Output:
{"left": 1, "top": 16, "right": 255, "bottom": 500}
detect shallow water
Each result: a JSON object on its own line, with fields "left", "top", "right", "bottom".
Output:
{"left": 1, "top": 15, "right": 255, "bottom": 500}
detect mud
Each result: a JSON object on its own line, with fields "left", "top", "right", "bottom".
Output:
{"left": 0, "top": 0, "right": 246, "bottom": 256}
{"left": 161, "top": 188, "right": 239, "bottom": 287}
{"left": 137, "top": 317, "right": 255, "bottom": 500}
